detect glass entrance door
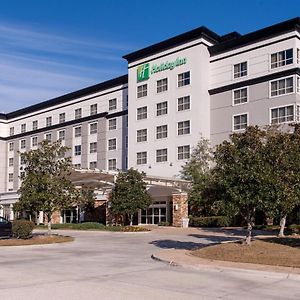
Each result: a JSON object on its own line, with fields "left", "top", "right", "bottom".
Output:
{"left": 140, "top": 204, "right": 167, "bottom": 224}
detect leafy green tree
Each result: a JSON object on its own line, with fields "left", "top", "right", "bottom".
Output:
{"left": 214, "top": 126, "right": 270, "bottom": 245}
{"left": 16, "top": 140, "right": 76, "bottom": 234}
{"left": 109, "top": 168, "right": 151, "bottom": 226}
{"left": 264, "top": 125, "right": 300, "bottom": 236}
{"left": 181, "top": 138, "right": 222, "bottom": 216}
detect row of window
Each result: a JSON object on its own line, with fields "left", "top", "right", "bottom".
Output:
{"left": 136, "top": 120, "right": 190, "bottom": 143}
{"left": 136, "top": 96, "right": 190, "bottom": 121}
{"left": 232, "top": 75, "right": 300, "bottom": 106}
{"left": 9, "top": 98, "right": 120, "bottom": 136}
{"left": 233, "top": 104, "right": 300, "bottom": 131}
{"left": 137, "top": 71, "right": 190, "bottom": 98}
{"left": 233, "top": 48, "right": 300, "bottom": 80}
{"left": 73, "top": 159, "right": 117, "bottom": 171}
{"left": 136, "top": 145, "right": 190, "bottom": 165}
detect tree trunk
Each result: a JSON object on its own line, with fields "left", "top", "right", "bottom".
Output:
{"left": 245, "top": 221, "right": 252, "bottom": 245}
{"left": 47, "top": 213, "right": 52, "bottom": 236}
{"left": 129, "top": 214, "right": 133, "bottom": 226}
{"left": 278, "top": 214, "right": 287, "bottom": 237}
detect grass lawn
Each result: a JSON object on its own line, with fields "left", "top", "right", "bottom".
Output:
{"left": 0, "top": 234, "right": 74, "bottom": 246}
{"left": 191, "top": 238, "right": 300, "bottom": 268}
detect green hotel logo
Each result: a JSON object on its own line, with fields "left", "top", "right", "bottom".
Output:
{"left": 137, "top": 57, "right": 187, "bottom": 82}
{"left": 137, "top": 63, "right": 150, "bottom": 82}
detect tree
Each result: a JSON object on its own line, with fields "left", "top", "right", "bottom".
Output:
{"left": 264, "top": 125, "right": 300, "bottom": 237}
{"left": 180, "top": 138, "right": 222, "bottom": 216}
{"left": 16, "top": 140, "right": 76, "bottom": 234}
{"left": 109, "top": 168, "right": 151, "bottom": 226}
{"left": 214, "top": 126, "right": 270, "bottom": 245}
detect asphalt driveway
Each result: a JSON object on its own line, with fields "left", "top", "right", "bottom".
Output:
{"left": 0, "top": 227, "right": 299, "bottom": 300}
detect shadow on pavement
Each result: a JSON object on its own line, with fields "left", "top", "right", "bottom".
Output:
{"left": 188, "top": 234, "right": 239, "bottom": 243}
{"left": 197, "top": 227, "right": 273, "bottom": 237}
{"left": 149, "top": 239, "right": 207, "bottom": 250}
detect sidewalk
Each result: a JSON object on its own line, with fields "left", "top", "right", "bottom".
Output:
{"left": 152, "top": 248, "right": 300, "bottom": 279}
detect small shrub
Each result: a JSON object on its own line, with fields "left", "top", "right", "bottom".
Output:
{"left": 189, "top": 216, "right": 230, "bottom": 227}
{"left": 13, "top": 219, "right": 35, "bottom": 239}
{"left": 158, "top": 221, "right": 170, "bottom": 226}
{"left": 288, "top": 224, "right": 300, "bottom": 234}
{"left": 51, "top": 222, "right": 105, "bottom": 230}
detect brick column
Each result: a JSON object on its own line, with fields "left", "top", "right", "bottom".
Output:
{"left": 172, "top": 193, "right": 188, "bottom": 227}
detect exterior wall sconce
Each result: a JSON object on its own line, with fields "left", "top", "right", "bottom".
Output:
{"left": 148, "top": 165, "right": 152, "bottom": 168}
{"left": 174, "top": 204, "right": 179, "bottom": 211}
{"left": 169, "top": 162, "right": 173, "bottom": 166}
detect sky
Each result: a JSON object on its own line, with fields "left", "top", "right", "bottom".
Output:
{"left": 0, "top": 0, "right": 299, "bottom": 112}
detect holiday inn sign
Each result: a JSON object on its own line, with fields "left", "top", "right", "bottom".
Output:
{"left": 137, "top": 57, "right": 187, "bottom": 82}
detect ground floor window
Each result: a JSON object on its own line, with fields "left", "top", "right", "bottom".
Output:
{"left": 61, "top": 208, "right": 78, "bottom": 223}
{"left": 140, "top": 201, "right": 168, "bottom": 224}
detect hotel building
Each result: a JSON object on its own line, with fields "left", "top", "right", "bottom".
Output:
{"left": 0, "top": 17, "right": 300, "bottom": 225}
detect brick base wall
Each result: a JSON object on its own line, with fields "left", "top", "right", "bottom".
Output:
{"left": 172, "top": 193, "right": 188, "bottom": 227}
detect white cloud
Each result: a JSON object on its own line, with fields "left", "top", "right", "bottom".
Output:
{"left": 0, "top": 22, "right": 132, "bottom": 112}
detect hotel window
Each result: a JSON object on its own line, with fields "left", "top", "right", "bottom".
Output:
{"left": 46, "top": 117, "right": 52, "bottom": 127}
{"left": 271, "top": 49, "right": 293, "bottom": 69}
{"left": 137, "top": 152, "right": 147, "bottom": 165}
{"left": 59, "top": 113, "right": 65, "bottom": 123}
{"left": 271, "top": 105, "right": 297, "bottom": 124}
{"left": 156, "top": 101, "right": 168, "bottom": 116}
{"left": 9, "top": 142, "right": 14, "bottom": 151}
{"left": 8, "top": 173, "right": 13, "bottom": 182}
{"left": 32, "top": 120, "right": 38, "bottom": 130}
{"left": 21, "top": 124, "right": 26, "bottom": 133}
{"left": 90, "top": 123, "right": 98, "bottom": 134}
{"left": 156, "top": 148, "right": 168, "bottom": 163}
{"left": 20, "top": 156, "right": 25, "bottom": 165}
{"left": 74, "top": 126, "right": 82, "bottom": 138}
{"left": 108, "top": 139, "right": 116, "bottom": 151}
{"left": 297, "top": 48, "right": 300, "bottom": 64}
{"left": 125, "top": 136, "right": 128, "bottom": 148}
{"left": 178, "top": 96, "right": 190, "bottom": 111}
{"left": 157, "top": 78, "right": 168, "bottom": 93}
{"left": 58, "top": 130, "right": 65, "bottom": 141}
{"left": 108, "top": 159, "right": 117, "bottom": 171}
{"left": 137, "top": 106, "right": 147, "bottom": 120}
{"left": 233, "top": 88, "right": 248, "bottom": 105}
{"left": 32, "top": 136, "right": 38, "bottom": 147}
{"left": 89, "top": 161, "right": 97, "bottom": 169}
{"left": 8, "top": 158, "right": 13, "bottom": 167}
{"left": 20, "top": 139, "right": 26, "bottom": 149}
{"left": 156, "top": 125, "right": 168, "bottom": 139}
{"left": 270, "top": 77, "right": 294, "bottom": 97}
{"left": 9, "top": 127, "right": 14, "bottom": 136}
{"left": 108, "top": 118, "right": 117, "bottom": 130}
{"left": 45, "top": 133, "right": 52, "bottom": 141}
{"left": 126, "top": 95, "right": 128, "bottom": 107}
{"left": 178, "top": 120, "right": 190, "bottom": 135}
{"left": 137, "top": 129, "right": 147, "bottom": 143}
{"left": 75, "top": 108, "right": 82, "bottom": 119}
{"left": 233, "top": 62, "right": 247, "bottom": 78}
{"left": 90, "top": 142, "right": 97, "bottom": 153}
{"left": 90, "top": 104, "right": 97, "bottom": 115}
{"left": 125, "top": 115, "right": 128, "bottom": 127}
{"left": 297, "top": 76, "right": 300, "bottom": 94}
{"left": 137, "top": 84, "right": 147, "bottom": 98}
{"left": 73, "top": 163, "right": 81, "bottom": 169}
{"left": 178, "top": 145, "right": 190, "bottom": 160}
{"left": 178, "top": 71, "right": 190, "bottom": 87}
{"left": 233, "top": 114, "right": 248, "bottom": 131}
{"left": 74, "top": 145, "right": 81, "bottom": 156}
{"left": 109, "top": 98, "right": 117, "bottom": 111}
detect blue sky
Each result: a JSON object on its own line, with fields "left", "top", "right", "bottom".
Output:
{"left": 0, "top": 0, "right": 299, "bottom": 112}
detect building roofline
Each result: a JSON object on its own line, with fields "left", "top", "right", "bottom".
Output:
{"left": 209, "top": 17, "right": 300, "bottom": 55}
{"left": 0, "top": 74, "right": 128, "bottom": 120}
{"left": 123, "top": 26, "right": 221, "bottom": 63}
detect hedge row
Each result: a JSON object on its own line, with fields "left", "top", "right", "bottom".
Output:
{"left": 189, "top": 216, "right": 230, "bottom": 227}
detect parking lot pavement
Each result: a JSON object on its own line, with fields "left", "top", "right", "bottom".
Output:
{"left": 0, "top": 228, "right": 299, "bottom": 300}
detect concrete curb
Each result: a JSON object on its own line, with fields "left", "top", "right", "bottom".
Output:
{"left": 151, "top": 250, "right": 300, "bottom": 280}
